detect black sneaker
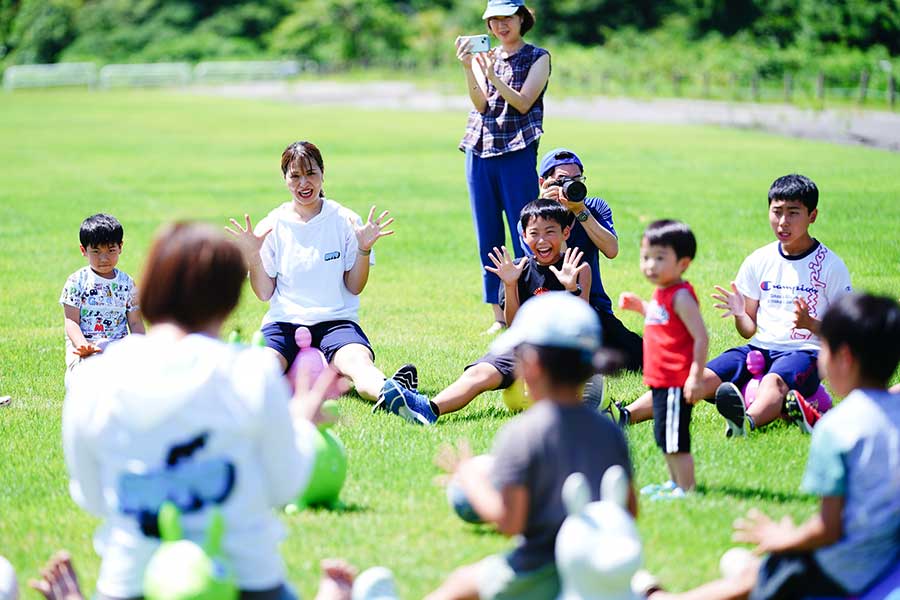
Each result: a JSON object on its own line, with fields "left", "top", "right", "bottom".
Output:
{"left": 391, "top": 363, "right": 418, "bottom": 392}
{"left": 715, "top": 382, "right": 748, "bottom": 438}
{"left": 373, "top": 364, "right": 418, "bottom": 412}
{"left": 582, "top": 374, "right": 605, "bottom": 410}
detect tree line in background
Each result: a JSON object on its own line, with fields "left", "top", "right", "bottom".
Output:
{"left": 1, "top": 0, "right": 898, "bottom": 88}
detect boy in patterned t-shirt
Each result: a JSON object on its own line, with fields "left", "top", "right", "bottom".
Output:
{"left": 59, "top": 214, "right": 144, "bottom": 386}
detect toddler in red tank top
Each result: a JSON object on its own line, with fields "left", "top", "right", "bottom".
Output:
{"left": 619, "top": 220, "right": 708, "bottom": 498}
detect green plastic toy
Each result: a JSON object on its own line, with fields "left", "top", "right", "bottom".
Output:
{"left": 285, "top": 401, "right": 347, "bottom": 511}
{"left": 143, "top": 502, "right": 238, "bottom": 600}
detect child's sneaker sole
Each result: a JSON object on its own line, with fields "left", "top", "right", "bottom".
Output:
{"left": 784, "top": 390, "right": 816, "bottom": 434}
{"left": 715, "top": 382, "right": 748, "bottom": 437}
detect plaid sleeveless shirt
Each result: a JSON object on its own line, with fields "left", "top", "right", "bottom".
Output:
{"left": 459, "top": 43, "right": 550, "bottom": 158}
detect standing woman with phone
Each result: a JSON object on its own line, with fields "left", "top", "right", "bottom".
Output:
{"left": 456, "top": 0, "right": 550, "bottom": 334}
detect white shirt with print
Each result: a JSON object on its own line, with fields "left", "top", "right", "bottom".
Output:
{"left": 735, "top": 240, "right": 852, "bottom": 352}
{"left": 59, "top": 267, "right": 139, "bottom": 365}
{"left": 258, "top": 199, "right": 375, "bottom": 325}
{"left": 63, "top": 334, "right": 317, "bottom": 597}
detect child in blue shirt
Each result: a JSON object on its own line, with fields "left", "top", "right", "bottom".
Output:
{"left": 647, "top": 293, "right": 900, "bottom": 600}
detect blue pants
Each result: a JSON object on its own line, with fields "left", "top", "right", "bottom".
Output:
{"left": 466, "top": 144, "right": 539, "bottom": 304}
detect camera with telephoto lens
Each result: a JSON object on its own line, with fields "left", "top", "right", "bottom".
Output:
{"left": 550, "top": 177, "right": 587, "bottom": 203}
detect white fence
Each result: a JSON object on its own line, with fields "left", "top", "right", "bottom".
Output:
{"left": 3, "top": 62, "right": 97, "bottom": 90}
{"left": 99, "top": 62, "right": 192, "bottom": 88}
{"left": 194, "top": 60, "right": 301, "bottom": 83}
{"left": 3, "top": 60, "right": 308, "bottom": 91}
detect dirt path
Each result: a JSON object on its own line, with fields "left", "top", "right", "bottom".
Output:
{"left": 195, "top": 81, "right": 900, "bottom": 152}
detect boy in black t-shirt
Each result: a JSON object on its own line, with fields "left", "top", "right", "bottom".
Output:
{"left": 414, "top": 199, "right": 591, "bottom": 421}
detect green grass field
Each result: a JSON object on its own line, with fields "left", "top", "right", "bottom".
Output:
{"left": 1, "top": 89, "right": 898, "bottom": 597}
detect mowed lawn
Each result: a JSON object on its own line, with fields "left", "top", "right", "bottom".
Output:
{"left": 0, "top": 89, "right": 898, "bottom": 597}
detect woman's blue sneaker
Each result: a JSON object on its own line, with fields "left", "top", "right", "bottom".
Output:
{"left": 376, "top": 379, "right": 437, "bottom": 426}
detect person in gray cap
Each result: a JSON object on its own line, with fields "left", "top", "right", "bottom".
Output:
{"left": 455, "top": 0, "right": 551, "bottom": 334}
{"left": 428, "top": 293, "right": 635, "bottom": 600}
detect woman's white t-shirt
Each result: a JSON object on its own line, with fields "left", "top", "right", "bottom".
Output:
{"left": 63, "top": 333, "right": 317, "bottom": 597}
{"left": 258, "top": 199, "right": 374, "bottom": 325}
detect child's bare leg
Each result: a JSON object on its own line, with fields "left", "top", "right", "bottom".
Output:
{"left": 665, "top": 452, "right": 695, "bottom": 491}
{"left": 648, "top": 558, "right": 758, "bottom": 600}
{"left": 29, "top": 551, "right": 83, "bottom": 600}
{"left": 331, "top": 344, "right": 385, "bottom": 401}
{"left": 628, "top": 391, "right": 654, "bottom": 423}
{"left": 432, "top": 364, "right": 504, "bottom": 416}
{"left": 746, "top": 373, "right": 788, "bottom": 428}
{"left": 424, "top": 563, "right": 481, "bottom": 600}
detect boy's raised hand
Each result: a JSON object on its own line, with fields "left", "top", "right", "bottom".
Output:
{"left": 354, "top": 206, "right": 395, "bottom": 252}
{"left": 618, "top": 292, "right": 645, "bottom": 315}
{"left": 225, "top": 214, "right": 272, "bottom": 259}
{"left": 548, "top": 247, "right": 588, "bottom": 292}
{"left": 712, "top": 282, "right": 747, "bottom": 319}
{"left": 484, "top": 246, "right": 526, "bottom": 285}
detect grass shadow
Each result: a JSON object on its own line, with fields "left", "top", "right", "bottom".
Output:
{"left": 698, "top": 483, "right": 810, "bottom": 503}
{"left": 290, "top": 501, "right": 370, "bottom": 515}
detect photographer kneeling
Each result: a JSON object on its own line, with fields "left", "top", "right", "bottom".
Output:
{"left": 527, "top": 148, "right": 643, "bottom": 373}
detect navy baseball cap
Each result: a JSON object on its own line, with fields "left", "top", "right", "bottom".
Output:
{"left": 539, "top": 148, "right": 584, "bottom": 178}
{"left": 483, "top": 0, "right": 524, "bottom": 19}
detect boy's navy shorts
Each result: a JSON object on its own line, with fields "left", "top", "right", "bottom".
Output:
{"left": 261, "top": 320, "right": 373, "bottom": 370}
{"left": 750, "top": 552, "right": 846, "bottom": 600}
{"left": 652, "top": 387, "right": 692, "bottom": 453}
{"left": 707, "top": 345, "right": 820, "bottom": 398}
{"left": 466, "top": 350, "right": 517, "bottom": 390}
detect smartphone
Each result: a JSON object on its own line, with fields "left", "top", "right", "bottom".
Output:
{"left": 459, "top": 34, "right": 490, "bottom": 54}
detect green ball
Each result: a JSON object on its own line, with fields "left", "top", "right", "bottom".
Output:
{"left": 144, "top": 540, "right": 237, "bottom": 600}
{"left": 299, "top": 428, "right": 347, "bottom": 508}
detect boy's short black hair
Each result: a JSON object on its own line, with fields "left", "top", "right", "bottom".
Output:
{"left": 820, "top": 293, "right": 900, "bottom": 386}
{"left": 521, "top": 345, "right": 622, "bottom": 384}
{"left": 80, "top": 214, "right": 124, "bottom": 248}
{"left": 519, "top": 198, "right": 572, "bottom": 231}
{"left": 526, "top": 345, "right": 595, "bottom": 385}
{"left": 768, "top": 174, "right": 818, "bottom": 212}
{"left": 643, "top": 219, "right": 696, "bottom": 260}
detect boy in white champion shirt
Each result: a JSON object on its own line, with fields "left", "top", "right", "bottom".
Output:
{"left": 625, "top": 174, "right": 852, "bottom": 436}
{"left": 227, "top": 141, "right": 429, "bottom": 417}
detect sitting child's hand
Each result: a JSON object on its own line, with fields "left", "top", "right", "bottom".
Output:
{"left": 73, "top": 343, "right": 102, "bottom": 358}
{"left": 484, "top": 246, "right": 526, "bottom": 285}
{"left": 712, "top": 282, "right": 747, "bottom": 319}
{"left": 792, "top": 297, "right": 815, "bottom": 331}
